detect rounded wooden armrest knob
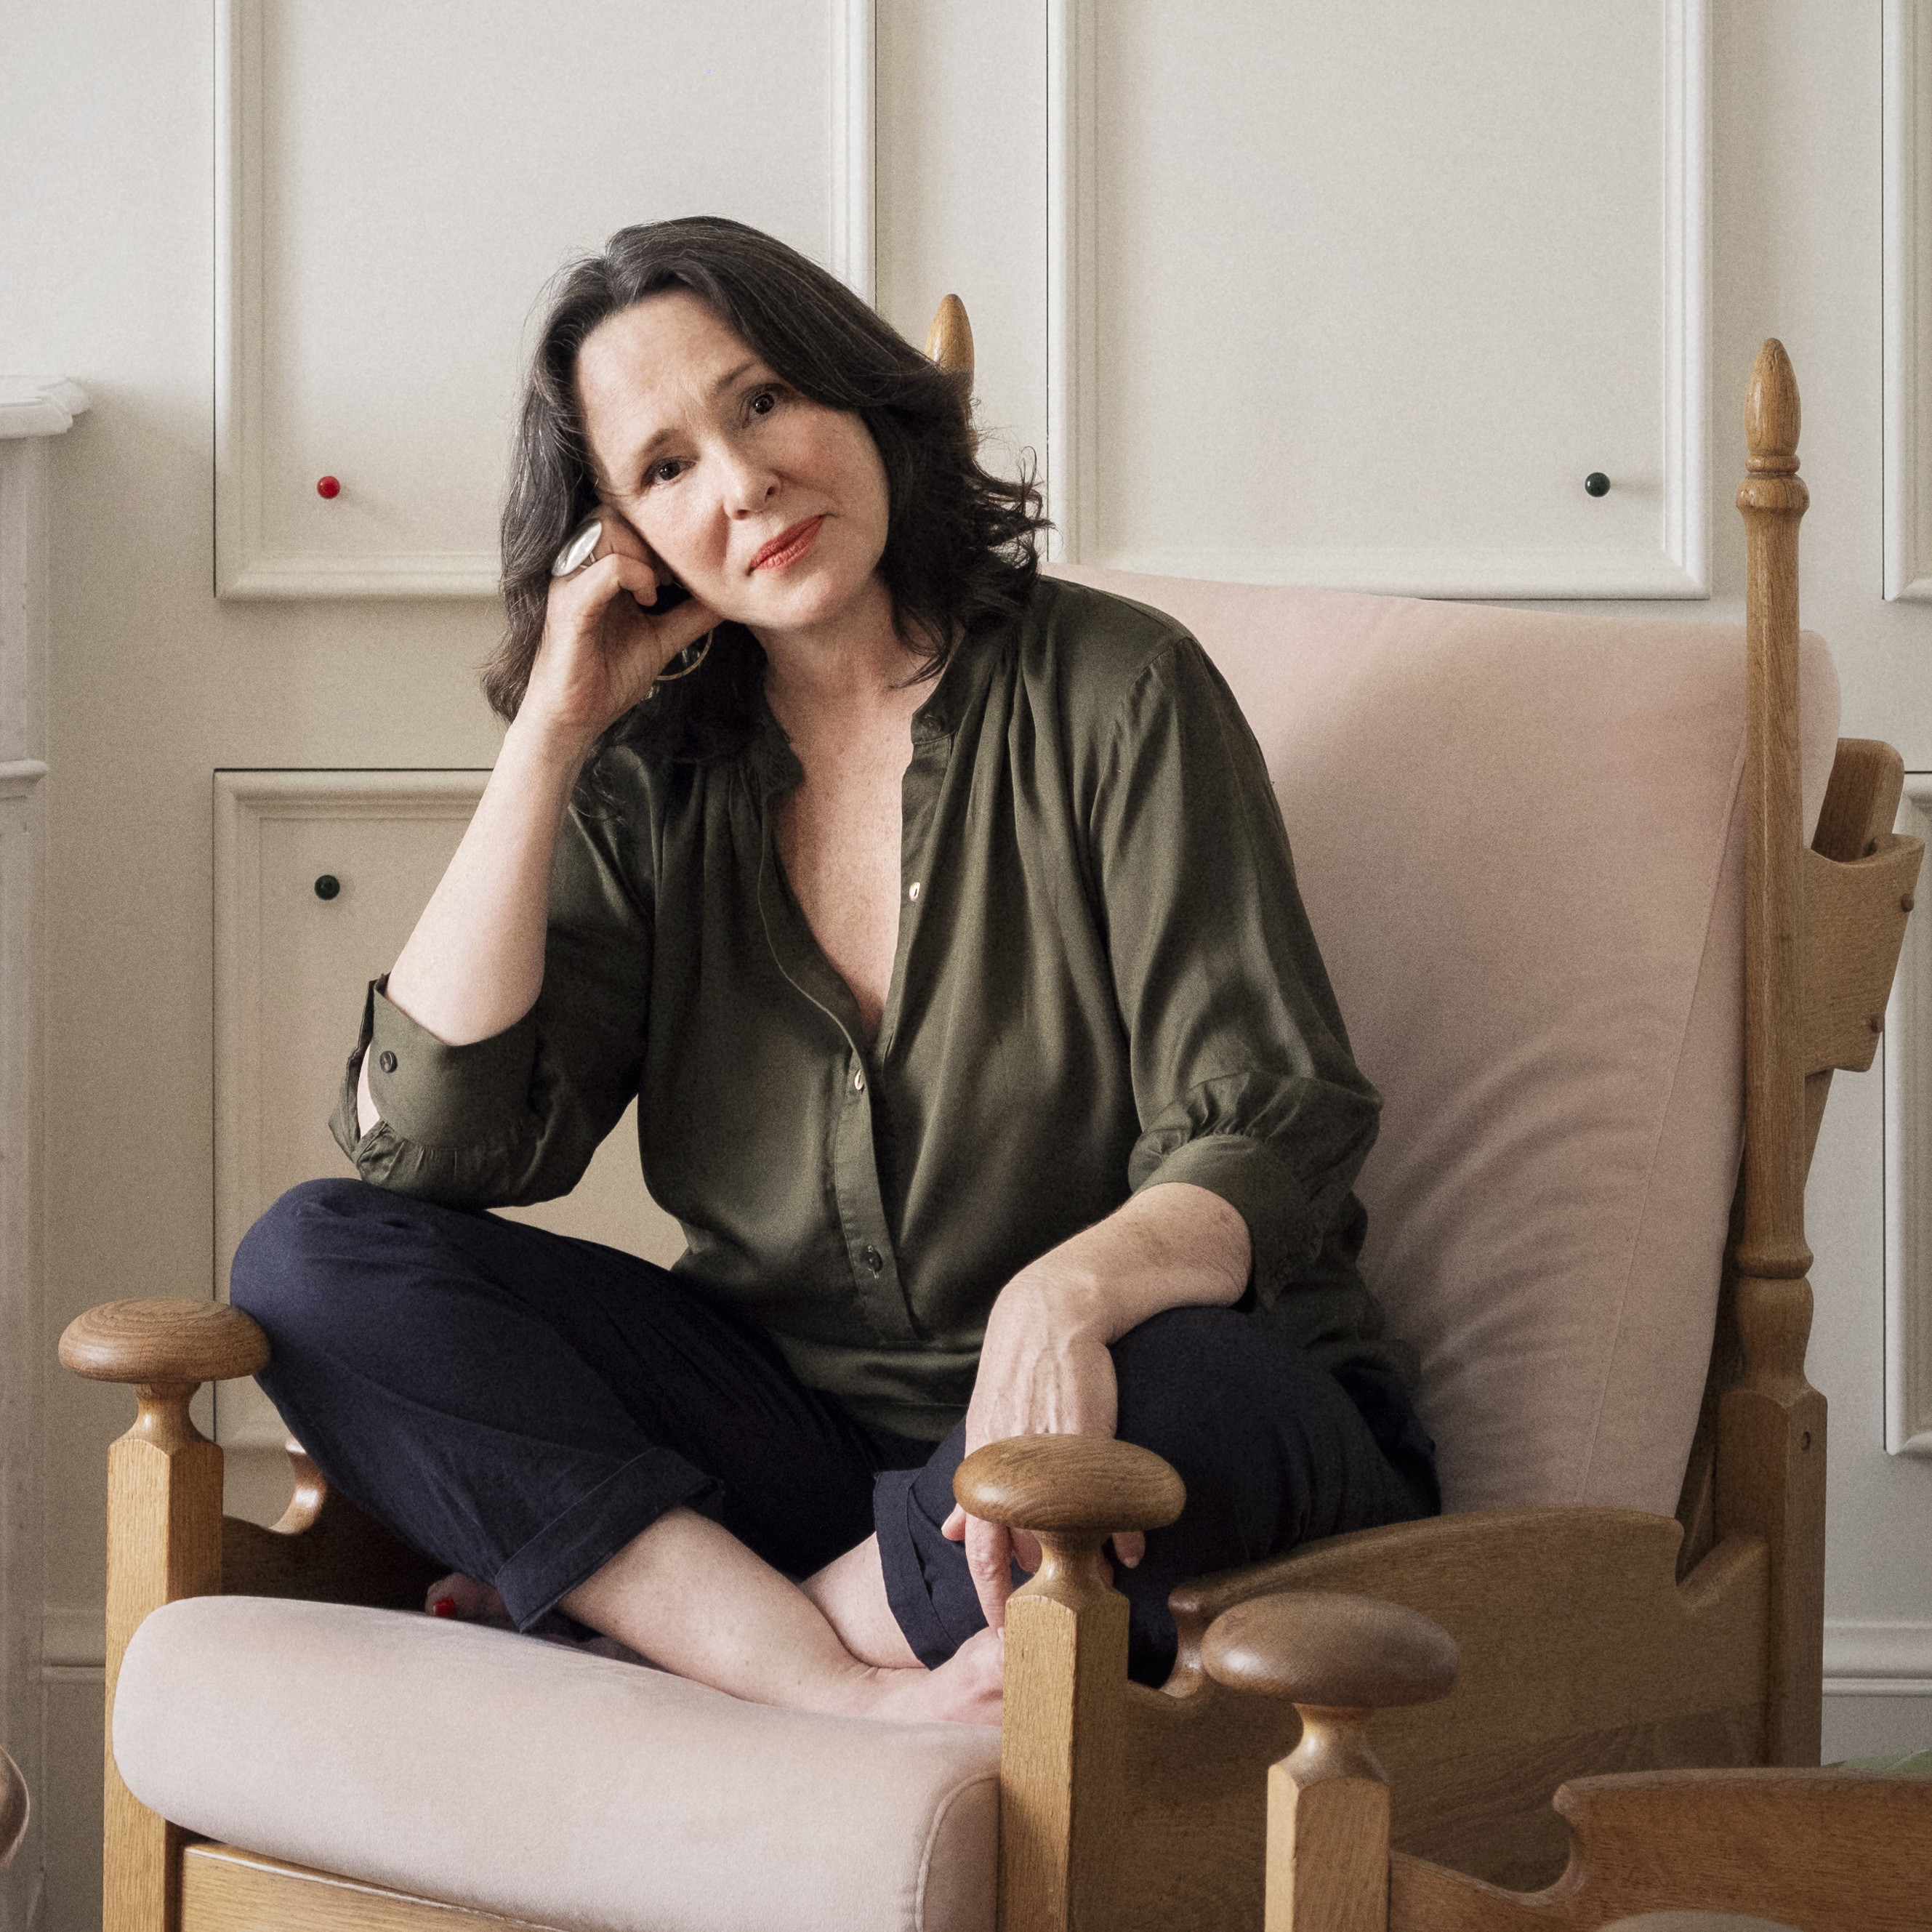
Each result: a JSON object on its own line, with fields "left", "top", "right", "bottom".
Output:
{"left": 1202, "top": 1590, "right": 1459, "bottom": 1710}
{"left": 952, "top": 1433, "right": 1186, "bottom": 1534}
{"left": 58, "top": 1297, "right": 269, "bottom": 1387}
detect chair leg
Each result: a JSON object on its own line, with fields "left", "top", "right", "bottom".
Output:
{"left": 1262, "top": 1710, "right": 1390, "bottom": 1932}
{"left": 952, "top": 1435, "right": 1186, "bottom": 1932}
{"left": 997, "top": 1528, "right": 1130, "bottom": 1932}
{"left": 102, "top": 1382, "right": 225, "bottom": 1932}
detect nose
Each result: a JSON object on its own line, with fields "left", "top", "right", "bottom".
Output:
{"left": 718, "top": 445, "right": 781, "bottom": 518}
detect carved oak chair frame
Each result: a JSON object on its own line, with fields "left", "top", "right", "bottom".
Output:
{"left": 61, "top": 337, "right": 1922, "bottom": 1932}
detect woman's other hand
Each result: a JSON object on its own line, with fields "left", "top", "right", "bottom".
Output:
{"left": 941, "top": 1266, "right": 1144, "bottom": 1631}
{"left": 942, "top": 1181, "right": 1252, "bottom": 1633}
{"left": 521, "top": 515, "right": 721, "bottom": 751}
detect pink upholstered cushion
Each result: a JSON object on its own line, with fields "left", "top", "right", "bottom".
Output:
{"left": 114, "top": 1597, "right": 999, "bottom": 1932}
{"left": 1053, "top": 569, "right": 1838, "bottom": 1516}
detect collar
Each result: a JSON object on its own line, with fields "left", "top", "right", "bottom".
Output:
{"left": 740, "top": 621, "right": 1010, "bottom": 800}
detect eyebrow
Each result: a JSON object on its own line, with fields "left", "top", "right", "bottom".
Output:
{"left": 624, "top": 358, "right": 763, "bottom": 472}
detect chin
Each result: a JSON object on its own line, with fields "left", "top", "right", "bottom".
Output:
{"left": 744, "top": 563, "right": 882, "bottom": 636}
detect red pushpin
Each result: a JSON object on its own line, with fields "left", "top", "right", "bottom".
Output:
{"left": 430, "top": 1596, "right": 457, "bottom": 1619}
{"left": 316, "top": 475, "right": 341, "bottom": 499}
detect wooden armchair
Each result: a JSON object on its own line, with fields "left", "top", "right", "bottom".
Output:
{"left": 60, "top": 337, "right": 1923, "bottom": 1932}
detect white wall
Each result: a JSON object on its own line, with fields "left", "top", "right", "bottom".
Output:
{"left": 4, "top": 4, "right": 1931, "bottom": 1929}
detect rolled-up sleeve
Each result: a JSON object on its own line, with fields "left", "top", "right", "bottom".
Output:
{"left": 329, "top": 799, "right": 654, "bottom": 1209}
{"left": 1087, "top": 635, "right": 1382, "bottom": 1308}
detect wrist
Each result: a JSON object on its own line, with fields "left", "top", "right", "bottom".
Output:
{"left": 502, "top": 706, "right": 600, "bottom": 776}
{"left": 993, "top": 1259, "right": 1116, "bottom": 1344}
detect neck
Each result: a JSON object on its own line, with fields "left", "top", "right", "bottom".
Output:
{"left": 757, "top": 577, "right": 919, "bottom": 725}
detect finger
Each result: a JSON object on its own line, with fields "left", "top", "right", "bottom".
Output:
{"left": 1010, "top": 1527, "right": 1042, "bottom": 1574}
{"left": 544, "top": 554, "right": 654, "bottom": 643}
{"left": 587, "top": 513, "right": 653, "bottom": 566}
{"left": 966, "top": 1516, "right": 1015, "bottom": 1631}
{"left": 587, "top": 552, "right": 662, "bottom": 609}
{"left": 1112, "top": 1530, "right": 1145, "bottom": 1569}
{"left": 942, "top": 1504, "right": 967, "bottom": 1543}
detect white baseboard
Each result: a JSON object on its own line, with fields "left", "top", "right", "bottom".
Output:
{"left": 1824, "top": 1619, "right": 1932, "bottom": 1694}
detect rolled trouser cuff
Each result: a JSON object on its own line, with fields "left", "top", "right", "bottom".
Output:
{"left": 494, "top": 1447, "right": 723, "bottom": 1631}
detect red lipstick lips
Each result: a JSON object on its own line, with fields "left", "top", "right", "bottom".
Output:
{"left": 751, "top": 517, "right": 823, "bottom": 571}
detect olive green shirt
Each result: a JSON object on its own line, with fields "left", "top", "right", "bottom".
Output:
{"left": 332, "top": 576, "right": 1407, "bottom": 1440}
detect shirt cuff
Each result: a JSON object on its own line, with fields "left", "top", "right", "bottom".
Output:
{"left": 1130, "top": 1132, "right": 1313, "bottom": 1311}
{"left": 337, "top": 977, "right": 539, "bottom": 1153}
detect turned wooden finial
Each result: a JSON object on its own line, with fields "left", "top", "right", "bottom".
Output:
{"left": 1744, "top": 339, "right": 1802, "bottom": 478}
{"left": 1202, "top": 1590, "right": 1460, "bottom": 1712}
{"left": 1204, "top": 1594, "right": 1458, "bottom": 1932}
{"left": 59, "top": 1297, "right": 269, "bottom": 1387}
{"left": 959, "top": 1434, "right": 1174, "bottom": 1932}
{"left": 953, "top": 1433, "right": 1186, "bottom": 1536}
{"left": 925, "top": 294, "right": 975, "bottom": 385}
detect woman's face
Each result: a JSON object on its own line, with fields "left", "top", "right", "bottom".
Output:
{"left": 575, "top": 290, "right": 890, "bottom": 640}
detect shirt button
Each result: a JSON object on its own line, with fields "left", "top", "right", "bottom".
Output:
{"left": 852, "top": 1068, "right": 865, "bottom": 1092}
{"left": 377, "top": 1051, "right": 398, "bottom": 1074}
{"left": 862, "top": 1244, "right": 884, "bottom": 1273}
{"left": 908, "top": 881, "right": 921, "bottom": 902}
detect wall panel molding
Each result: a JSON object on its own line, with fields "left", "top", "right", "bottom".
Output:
{"left": 1885, "top": 0, "right": 1932, "bottom": 600}
{"left": 1044, "top": 0, "right": 1709, "bottom": 598}
{"left": 215, "top": 0, "right": 877, "bottom": 600}
{"left": 1887, "top": 774, "right": 1932, "bottom": 1455}
{"left": 829, "top": 0, "right": 877, "bottom": 304}
{"left": 213, "top": 770, "right": 488, "bottom": 1448}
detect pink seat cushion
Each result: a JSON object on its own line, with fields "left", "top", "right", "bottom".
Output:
{"left": 115, "top": 1598, "right": 999, "bottom": 1932}
{"left": 1053, "top": 569, "right": 1838, "bottom": 1515}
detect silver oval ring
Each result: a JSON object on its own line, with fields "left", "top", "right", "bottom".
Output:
{"left": 551, "top": 515, "right": 603, "bottom": 579}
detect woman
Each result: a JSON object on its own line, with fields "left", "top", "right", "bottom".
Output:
{"left": 233, "top": 216, "right": 1435, "bottom": 1728}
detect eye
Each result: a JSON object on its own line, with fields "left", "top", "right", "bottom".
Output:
{"left": 747, "top": 385, "right": 781, "bottom": 419}
{"left": 644, "top": 457, "right": 686, "bottom": 488}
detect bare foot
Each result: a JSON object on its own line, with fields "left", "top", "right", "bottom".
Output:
{"left": 425, "top": 1572, "right": 507, "bottom": 1621}
{"left": 820, "top": 1626, "right": 1005, "bottom": 1726}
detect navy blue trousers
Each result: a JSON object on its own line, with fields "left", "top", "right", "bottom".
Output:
{"left": 233, "top": 1179, "right": 1435, "bottom": 1685}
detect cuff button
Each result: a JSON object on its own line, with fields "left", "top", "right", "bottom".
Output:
{"left": 378, "top": 1050, "right": 398, "bottom": 1074}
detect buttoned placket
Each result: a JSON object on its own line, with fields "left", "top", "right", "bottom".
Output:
{"left": 748, "top": 726, "right": 952, "bottom": 1343}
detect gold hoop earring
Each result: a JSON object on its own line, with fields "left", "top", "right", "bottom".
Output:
{"left": 651, "top": 629, "right": 714, "bottom": 688}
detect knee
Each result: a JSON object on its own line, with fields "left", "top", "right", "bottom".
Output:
{"left": 230, "top": 1178, "right": 390, "bottom": 1337}
{"left": 1111, "top": 1307, "right": 1337, "bottom": 1471}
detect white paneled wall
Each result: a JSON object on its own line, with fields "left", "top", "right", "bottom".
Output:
{"left": 1887, "top": 775, "right": 1932, "bottom": 1459}
{"left": 1066, "top": 0, "right": 1708, "bottom": 597}
{"left": 1887, "top": 0, "right": 1932, "bottom": 599}
{"left": 7, "top": 5, "right": 1932, "bottom": 1930}
{"left": 215, "top": 0, "right": 861, "bottom": 595}
{"left": 0, "top": 395, "right": 85, "bottom": 1932}
{"left": 211, "top": 770, "right": 683, "bottom": 1458}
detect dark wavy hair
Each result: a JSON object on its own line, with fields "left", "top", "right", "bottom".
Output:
{"left": 486, "top": 216, "right": 1047, "bottom": 770}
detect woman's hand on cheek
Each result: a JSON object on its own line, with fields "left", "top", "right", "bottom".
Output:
{"left": 519, "top": 550, "right": 721, "bottom": 754}
{"left": 941, "top": 1267, "right": 1146, "bottom": 1633}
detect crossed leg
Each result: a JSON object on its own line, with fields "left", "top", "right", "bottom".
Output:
{"left": 235, "top": 1182, "right": 1001, "bottom": 1724}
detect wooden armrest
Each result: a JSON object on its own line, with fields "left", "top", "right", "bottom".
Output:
{"left": 59, "top": 1297, "right": 267, "bottom": 1388}
{"left": 951, "top": 1437, "right": 1186, "bottom": 1932}
{"left": 60, "top": 1304, "right": 257, "bottom": 1932}
{"left": 1390, "top": 1768, "right": 1932, "bottom": 1931}
{"left": 951, "top": 1433, "right": 1186, "bottom": 1535}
